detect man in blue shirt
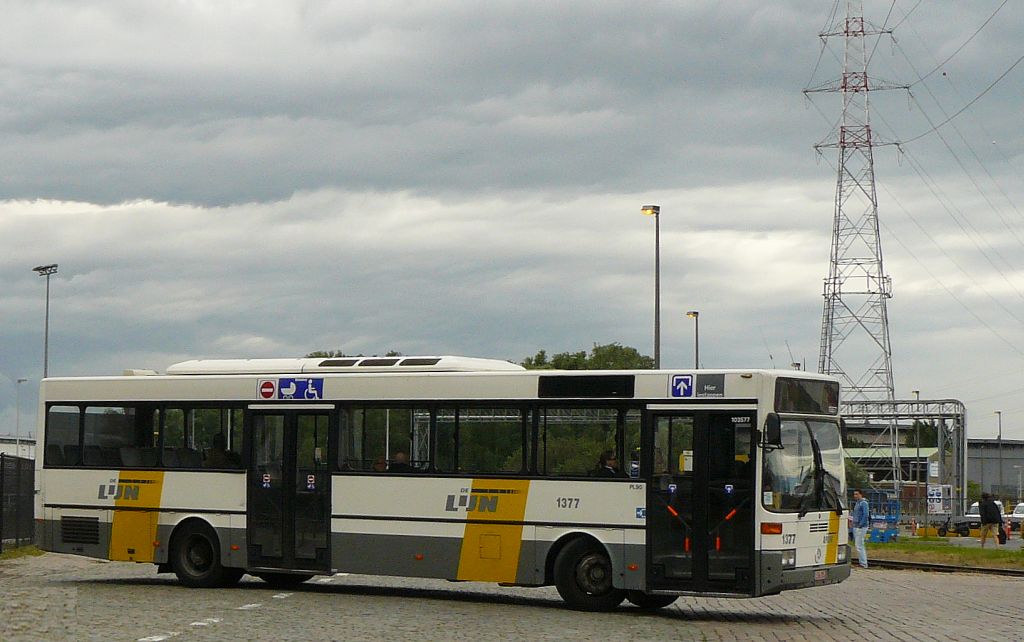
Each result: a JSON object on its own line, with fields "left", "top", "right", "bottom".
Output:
{"left": 851, "top": 489, "right": 870, "bottom": 568}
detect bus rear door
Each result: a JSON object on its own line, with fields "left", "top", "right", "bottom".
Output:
{"left": 247, "top": 408, "right": 332, "bottom": 573}
{"left": 645, "top": 409, "right": 755, "bottom": 594}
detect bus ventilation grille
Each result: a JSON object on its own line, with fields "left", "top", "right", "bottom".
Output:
{"left": 809, "top": 522, "right": 829, "bottom": 533}
{"left": 61, "top": 516, "right": 100, "bottom": 544}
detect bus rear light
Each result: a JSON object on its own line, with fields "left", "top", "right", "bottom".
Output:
{"left": 414, "top": 554, "right": 424, "bottom": 561}
{"left": 761, "top": 523, "right": 783, "bottom": 535}
{"left": 627, "top": 564, "right": 639, "bottom": 571}
{"left": 715, "top": 537, "right": 721, "bottom": 551}
{"left": 684, "top": 537, "right": 690, "bottom": 553}
{"left": 667, "top": 505, "right": 679, "bottom": 517}
{"left": 724, "top": 509, "right": 737, "bottom": 521}
{"left": 781, "top": 549, "right": 797, "bottom": 568}
{"left": 152, "top": 541, "right": 160, "bottom": 547}
{"left": 230, "top": 544, "right": 240, "bottom": 551}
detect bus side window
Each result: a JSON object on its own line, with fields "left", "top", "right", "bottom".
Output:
{"left": 45, "top": 406, "right": 80, "bottom": 467}
{"left": 82, "top": 405, "right": 158, "bottom": 469}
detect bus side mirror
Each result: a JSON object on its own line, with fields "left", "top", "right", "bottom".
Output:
{"left": 764, "top": 413, "right": 782, "bottom": 448}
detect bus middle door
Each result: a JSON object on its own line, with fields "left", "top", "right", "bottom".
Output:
{"left": 247, "top": 409, "right": 332, "bottom": 573}
{"left": 645, "top": 410, "right": 755, "bottom": 593}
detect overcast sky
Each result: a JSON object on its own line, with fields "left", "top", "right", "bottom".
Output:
{"left": 2, "top": 1, "right": 1022, "bottom": 442}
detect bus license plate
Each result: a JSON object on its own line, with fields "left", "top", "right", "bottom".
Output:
{"left": 814, "top": 570, "right": 827, "bottom": 582}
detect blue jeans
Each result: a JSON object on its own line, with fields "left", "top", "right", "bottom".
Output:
{"left": 853, "top": 526, "right": 868, "bottom": 568}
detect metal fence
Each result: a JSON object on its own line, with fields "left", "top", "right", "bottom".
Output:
{"left": 0, "top": 454, "right": 35, "bottom": 553}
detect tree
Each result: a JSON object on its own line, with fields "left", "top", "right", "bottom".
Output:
{"left": 305, "top": 350, "right": 403, "bottom": 358}
{"left": 521, "top": 343, "right": 654, "bottom": 370}
{"left": 845, "top": 459, "right": 872, "bottom": 490}
{"left": 903, "top": 420, "right": 938, "bottom": 448}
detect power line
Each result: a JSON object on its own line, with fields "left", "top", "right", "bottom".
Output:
{"left": 817, "top": 153, "right": 1024, "bottom": 350}
{"left": 910, "top": 0, "right": 1010, "bottom": 87}
{"left": 892, "top": 19, "right": 1024, "bottom": 239}
{"left": 904, "top": 52, "right": 1024, "bottom": 144}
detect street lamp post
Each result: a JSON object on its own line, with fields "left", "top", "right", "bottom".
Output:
{"left": 32, "top": 264, "right": 59, "bottom": 378}
{"left": 996, "top": 410, "right": 1003, "bottom": 500}
{"left": 1015, "top": 465, "right": 1023, "bottom": 503}
{"left": 640, "top": 205, "right": 661, "bottom": 369}
{"left": 686, "top": 310, "right": 700, "bottom": 368}
{"left": 15, "top": 378, "right": 28, "bottom": 458}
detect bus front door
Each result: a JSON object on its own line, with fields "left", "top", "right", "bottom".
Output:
{"left": 645, "top": 410, "right": 755, "bottom": 593}
{"left": 247, "top": 411, "right": 332, "bottom": 572}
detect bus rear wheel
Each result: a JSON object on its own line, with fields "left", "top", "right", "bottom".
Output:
{"left": 171, "top": 522, "right": 231, "bottom": 588}
{"left": 554, "top": 538, "right": 625, "bottom": 611}
{"left": 626, "top": 590, "right": 678, "bottom": 609}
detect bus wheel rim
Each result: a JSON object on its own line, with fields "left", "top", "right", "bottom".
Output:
{"left": 575, "top": 553, "right": 611, "bottom": 594}
{"left": 186, "top": 536, "right": 213, "bottom": 572}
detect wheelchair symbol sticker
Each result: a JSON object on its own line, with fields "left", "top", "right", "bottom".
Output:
{"left": 277, "top": 378, "right": 324, "bottom": 400}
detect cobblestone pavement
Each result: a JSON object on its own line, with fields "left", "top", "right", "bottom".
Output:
{"left": 1, "top": 554, "right": 1020, "bottom": 641}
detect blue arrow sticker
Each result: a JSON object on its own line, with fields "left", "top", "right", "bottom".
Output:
{"left": 670, "top": 374, "right": 694, "bottom": 398}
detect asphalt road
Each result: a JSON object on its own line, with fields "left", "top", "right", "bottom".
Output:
{"left": 1, "top": 553, "right": 1020, "bottom": 641}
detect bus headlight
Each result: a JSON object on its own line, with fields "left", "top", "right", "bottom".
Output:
{"left": 837, "top": 545, "right": 848, "bottom": 563}
{"left": 781, "top": 549, "right": 797, "bottom": 568}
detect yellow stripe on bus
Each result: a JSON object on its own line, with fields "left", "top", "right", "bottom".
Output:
{"left": 825, "top": 511, "right": 840, "bottom": 564}
{"left": 456, "top": 479, "right": 531, "bottom": 583}
{"left": 108, "top": 470, "right": 165, "bottom": 563}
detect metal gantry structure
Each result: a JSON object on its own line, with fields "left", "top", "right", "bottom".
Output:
{"left": 842, "top": 399, "right": 968, "bottom": 515}
{"left": 805, "top": 1, "right": 909, "bottom": 488}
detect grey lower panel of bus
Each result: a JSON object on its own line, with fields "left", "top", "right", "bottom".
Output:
{"left": 755, "top": 550, "right": 851, "bottom": 597}
{"left": 40, "top": 517, "right": 242, "bottom": 569}
{"left": 42, "top": 516, "right": 849, "bottom": 597}
{"left": 41, "top": 517, "right": 113, "bottom": 560}
{"left": 328, "top": 532, "right": 644, "bottom": 589}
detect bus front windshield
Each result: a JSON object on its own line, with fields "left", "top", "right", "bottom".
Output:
{"left": 762, "top": 418, "right": 846, "bottom": 514}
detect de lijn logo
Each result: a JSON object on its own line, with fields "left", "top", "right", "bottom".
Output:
{"left": 444, "top": 487, "right": 521, "bottom": 513}
{"left": 96, "top": 477, "right": 149, "bottom": 501}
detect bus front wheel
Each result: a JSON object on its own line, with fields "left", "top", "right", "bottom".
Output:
{"left": 171, "top": 522, "right": 232, "bottom": 588}
{"left": 553, "top": 538, "right": 626, "bottom": 611}
{"left": 626, "top": 590, "right": 678, "bottom": 609}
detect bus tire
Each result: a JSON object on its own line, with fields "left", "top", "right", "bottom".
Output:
{"left": 626, "top": 590, "right": 678, "bottom": 609}
{"left": 255, "top": 572, "right": 314, "bottom": 588}
{"left": 937, "top": 526, "right": 947, "bottom": 537}
{"left": 957, "top": 525, "right": 970, "bottom": 537}
{"left": 553, "top": 538, "right": 625, "bottom": 611}
{"left": 171, "top": 522, "right": 229, "bottom": 588}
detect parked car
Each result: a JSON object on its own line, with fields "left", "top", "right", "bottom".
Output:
{"left": 1009, "top": 503, "right": 1024, "bottom": 531}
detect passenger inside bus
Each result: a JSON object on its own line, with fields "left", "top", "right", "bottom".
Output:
{"left": 204, "top": 433, "right": 234, "bottom": 468}
{"left": 388, "top": 451, "right": 415, "bottom": 472}
{"left": 592, "top": 450, "right": 627, "bottom": 478}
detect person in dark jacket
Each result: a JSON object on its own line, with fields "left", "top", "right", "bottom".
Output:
{"left": 593, "top": 450, "right": 626, "bottom": 478}
{"left": 388, "top": 451, "right": 414, "bottom": 473}
{"left": 979, "top": 493, "right": 1003, "bottom": 548}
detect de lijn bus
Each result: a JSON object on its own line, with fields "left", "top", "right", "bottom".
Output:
{"left": 36, "top": 356, "right": 849, "bottom": 611}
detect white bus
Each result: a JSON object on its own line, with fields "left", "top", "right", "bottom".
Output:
{"left": 36, "top": 356, "right": 849, "bottom": 611}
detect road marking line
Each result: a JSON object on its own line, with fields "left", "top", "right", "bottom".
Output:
{"left": 137, "top": 633, "right": 180, "bottom": 642}
{"left": 272, "top": 593, "right": 292, "bottom": 599}
{"left": 236, "top": 603, "right": 262, "bottom": 610}
{"left": 316, "top": 578, "right": 333, "bottom": 583}
{"left": 189, "top": 618, "right": 222, "bottom": 627}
